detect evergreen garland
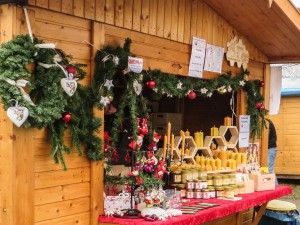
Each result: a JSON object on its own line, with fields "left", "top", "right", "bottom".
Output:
{"left": 0, "top": 35, "right": 103, "bottom": 169}
{"left": 93, "top": 39, "right": 268, "bottom": 186}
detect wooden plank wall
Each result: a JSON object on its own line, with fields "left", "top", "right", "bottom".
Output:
{"left": 32, "top": 9, "right": 95, "bottom": 225}
{"left": 28, "top": 0, "right": 268, "bottom": 63}
{"left": 269, "top": 97, "right": 300, "bottom": 175}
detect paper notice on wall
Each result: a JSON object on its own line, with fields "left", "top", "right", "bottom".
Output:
{"left": 204, "top": 44, "right": 224, "bottom": 73}
{"left": 239, "top": 115, "right": 250, "bottom": 148}
{"left": 128, "top": 56, "right": 143, "bottom": 73}
{"left": 188, "top": 37, "right": 206, "bottom": 78}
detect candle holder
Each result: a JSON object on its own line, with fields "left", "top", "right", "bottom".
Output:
{"left": 163, "top": 144, "right": 172, "bottom": 189}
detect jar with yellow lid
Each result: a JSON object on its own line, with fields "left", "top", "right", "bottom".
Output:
{"left": 209, "top": 187, "right": 216, "bottom": 198}
{"left": 186, "top": 189, "right": 194, "bottom": 199}
{"left": 224, "top": 186, "right": 234, "bottom": 199}
{"left": 181, "top": 169, "right": 192, "bottom": 183}
{"left": 213, "top": 175, "right": 222, "bottom": 187}
{"left": 216, "top": 187, "right": 224, "bottom": 197}
{"left": 191, "top": 169, "right": 198, "bottom": 180}
{"left": 207, "top": 175, "right": 213, "bottom": 186}
{"left": 194, "top": 189, "right": 202, "bottom": 199}
{"left": 171, "top": 170, "right": 182, "bottom": 184}
{"left": 198, "top": 168, "right": 207, "bottom": 177}
{"left": 230, "top": 184, "right": 239, "bottom": 196}
{"left": 199, "top": 176, "right": 208, "bottom": 189}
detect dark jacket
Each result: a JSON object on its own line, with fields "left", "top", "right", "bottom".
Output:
{"left": 268, "top": 120, "right": 277, "bottom": 149}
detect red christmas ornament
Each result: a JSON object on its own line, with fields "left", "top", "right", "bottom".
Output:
{"left": 62, "top": 112, "right": 72, "bottom": 123}
{"left": 255, "top": 102, "right": 263, "bottom": 109}
{"left": 259, "top": 105, "right": 265, "bottom": 111}
{"left": 187, "top": 91, "right": 196, "bottom": 100}
{"left": 66, "top": 65, "right": 76, "bottom": 75}
{"left": 259, "top": 81, "right": 265, "bottom": 87}
{"left": 146, "top": 80, "right": 156, "bottom": 89}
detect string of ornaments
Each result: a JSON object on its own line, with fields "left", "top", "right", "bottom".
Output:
{"left": 93, "top": 38, "right": 268, "bottom": 188}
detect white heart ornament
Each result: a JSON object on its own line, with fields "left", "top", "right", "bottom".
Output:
{"left": 61, "top": 78, "right": 77, "bottom": 96}
{"left": 7, "top": 106, "right": 29, "bottom": 127}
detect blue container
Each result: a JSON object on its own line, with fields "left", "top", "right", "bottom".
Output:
{"left": 259, "top": 209, "right": 300, "bottom": 225}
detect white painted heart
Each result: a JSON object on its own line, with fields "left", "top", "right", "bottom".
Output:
{"left": 61, "top": 78, "right": 77, "bottom": 96}
{"left": 7, "top": 106, "right": 29, "bottom": 127}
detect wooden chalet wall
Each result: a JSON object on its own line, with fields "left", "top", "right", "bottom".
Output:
{"left": 0, "top": 1, "right": 268, "bottom": 225}
{"left": 269, "top": 97, "right": 300, "bottom": 177}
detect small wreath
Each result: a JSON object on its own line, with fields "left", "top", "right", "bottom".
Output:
{"left": 0, "top": 35, "right": 103, "bottom": 169}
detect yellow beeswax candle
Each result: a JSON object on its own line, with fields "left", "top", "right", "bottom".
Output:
{"left": 205, "top": 157, "right": 211, "bottom": 166}
{"left": 185, "top": 129, "right": 190, "bottom": 136}
{"left": 216, "top": 158, "right": 221, "bottom": 170}
{"left": 163, "top": 135, "right": 167, "bottom": 158}
{"left": 181, "top": 133, "right": 185, "bottom": 156}
{"left": 200, "top": 156, "right": 205, "bottom": 167}
{"left": 224, "top": 116, "right": 232, "bottom": 126}
{"left": 219, "top": 150, "right": 227, "bottom": 168}
{"left": 236, "top": 153, "right": 242, "bottom": 162}
{"left": 170, "top": 133, "right": 174, "bottom": 156}
{"left": 194, "top": 132, "right": 200, "bottom": 147}
{"left": 185, "top": 148, "right": 190, "bottom": 155}
{"left": 241, "top": 153, "right": 247, "bottom": 164}
{"left": 167, "top": 122, "right": 171, "bottom": 145}
{"left": 199, "top": 131, "right": 204, "bottom": 147}
{"left": 210, "top": 158, "right": 216, "bottom": 167}
{"left": 226, "top": 150, "right": 232, "bottom": 159}
{"left": 232, "top": 160, "right": 237, "bottom": 170}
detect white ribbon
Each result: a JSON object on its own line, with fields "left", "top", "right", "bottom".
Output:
{"left": 5, "top": 78, "right": 35, "bottom": 106}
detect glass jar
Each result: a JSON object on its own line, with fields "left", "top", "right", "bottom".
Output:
{"left": 171, "top": 170, "right": 182, "bottom": 184}
{"left": 199, "top": 176, "right": 208, "bottom": 189}
{"left": 209, "top": 187, "right": 216, "bottom": 198}
{"left": 202, "top": 188, "right": 210, "bottom": 199}
{"left": 194, "top": 189, "right": 202, "bottom": 199}
{"left": 194, "top": 179, "right": 201, "bottom": 190}
{"left": 223, "top": 175, "right": 230, "bottom": 185}
{"left": 207, "top": 175, "right": 213, "bottom": 186}
{"left": 181, "top": 169, "right": 192, "bottom": 183}
{"left": 224, "top": 186, "right": 234, "bottom": 199}
{"left": 230, "top": 184, "right": 239, "bottom": 196}
{"left": 192, "top": 169, "right": 198, "bottom": 180}
{"left": 198, "top": 168, "right": 207, "bottom": 177}
{"left": 186, "top": 189, "right": 194, "bottom": 199}
{"left": 229, "top": 174, "right": 236, "bottom": 185}
{"left": 216, "top": 187, "right": 224, "bottom": 197}
{"left": 177, "top": 183, "right": 186, "bottom": 198}
{"left": 213, "top": 175, "right": 222, "bottom": 187}
{"left": 186, "top": 180, "right": 194, "bottom": 190}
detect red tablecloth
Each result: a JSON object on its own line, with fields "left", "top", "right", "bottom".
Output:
{"left": 98, "top": 185, "right": 292, "bottom": 225}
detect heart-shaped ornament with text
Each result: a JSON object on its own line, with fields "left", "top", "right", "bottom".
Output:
{"left": 7, "top": 106, "right": 29, "bottom": 127}
{"left": 61, "top": 78, "right": 77, "bottom": 96}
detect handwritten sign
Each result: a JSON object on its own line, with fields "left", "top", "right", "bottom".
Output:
{"left": 188, "top": 37, "right": 206, "bottom": 78}
{"left": 204, "top": 44, "right": 224, "bottom": 73}
{"left": 128, "top": 56, "right": 143, "bottom": 73}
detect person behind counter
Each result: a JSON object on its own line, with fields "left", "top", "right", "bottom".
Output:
{"left": 268, "top": 120, "right": 278, "bottom": 185}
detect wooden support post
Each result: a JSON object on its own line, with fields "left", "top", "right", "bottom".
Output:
{"left": 252, "top": 203, "right": 267, "bottom": 225}
{"left": 90, "top": 21, "right": 105, "bottom": 225}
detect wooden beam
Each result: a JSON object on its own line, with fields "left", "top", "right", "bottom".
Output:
{"left": 90, "top": 21, "right": 105, "bottom": 225}
{"left": 268, "top": 56, "right": 300, "bottom": 63}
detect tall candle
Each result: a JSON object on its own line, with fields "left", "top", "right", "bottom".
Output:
{"left": 241, "top": 153, "right": 247, "bottom": 164}
{"left": 211, "top": 126, "right": 218, "bottom": 136}
{"left": 200, "top": 156, "right": 205, "bottom": 167}
{"left": 163, "top": 135, "right": 167, "bottom": 158}
{"left": 167, "top": 122, "right": 171, "bottom": 145}
{"left": 224, "top": 116, "right": 232, "bottom": 126}
{"left": 216, "top": 158, "right": 221, "bottom": 170}
{"left": 232, "top": 160, "right": 237, "bottom": 170}
{"left": 219, "top": 150, "right": 227, "bottom": 168}
{"left": 199, "top": 131, "right": 203, "bottom": 147}
{"left": 194, "top": 132, "right": 200, "bottom": 147}
{"left": 170, "top": 133, "right": 174, "bottom": 156}
{"left": 181, "top": 133, "right": 185, "bottom": 156}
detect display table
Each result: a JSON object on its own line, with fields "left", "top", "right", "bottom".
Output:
{"left": 98, "top": 185, "right": 292, "bottom": 225}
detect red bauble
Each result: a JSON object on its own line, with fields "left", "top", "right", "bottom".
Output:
{"left": 188, "top": 91, "right": 196, "bottom": 100}
{"left": 255, "top": 102, "right": 263, "bottom": 109}
{"left": 66, "top": 65, "right": 76, "bottom": 75}
{"left": 146, "top": 80, "right": 156, "bottom": 89}
{"left": 62, "top": 112, "right": 72, "bottom": 123}
{"left": 259, "top": 105, "right": 265, "bottom": 111}
{"left": 259, "top": 81, "right": 265, "bottom": 87}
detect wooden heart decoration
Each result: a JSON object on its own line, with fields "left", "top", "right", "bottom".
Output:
{"left": 60, "top": 78, "right": 77, "bottom": 96}
{"left": 7, "top": 106, "right": 29, "bottom": 127}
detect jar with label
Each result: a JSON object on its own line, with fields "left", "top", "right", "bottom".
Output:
{"left": 177, "top": 183, "right": 186, "bottom": 198}
{"left": 215, "top": 187, "right": 224, "bottom": 197}
{"left": 223, "top": 175, "right": 230, "bottom": 185}
{"left": 213, "top": 175, "right": 222, "bottom": 187}
{"left": 207, "top": 175, "right": 213, "bottom": 186}
{"left": 198, "top": 168, "right": 207, "bottom": 177}
{"left": 192, "top": 169, "right": 198, "bottom": 180}
{"left": 209, "top": 187, "right": 216, "bottom": 198}
{"left": 194, "top": 189, "right": 202, "bottom": 199}
{"left": 186, "top": 180, "right": 194, "bottom": 190}
{"left": 186, "top": 189, "right": 194, "bottom": 199}
{"left": 181, "top": 169, "right": 192, "bottom": 183}
{"left": 230, "top": 184, "right": 239, "bottom": 196}
{"left": 201, "top": 188, "right": 210, "bottom": 199}
{"left": 171, "top": 170, "right": 182, "bottom": 184}
{"left": 194, "top": 179, "right": 201, "bottom": 190}
{"left": 199, "top": 176, "right": 208, "bottom": 189}
{"left": 224, "top": 186, "right": 234, "bottom": 199}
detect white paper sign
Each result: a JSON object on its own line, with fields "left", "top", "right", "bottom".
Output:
{"left": 188, "top": 37, "right": 206, "bottom": 78}
{"left": 128, "top": 56, "right": 143, "bottom": 73}
{"left": 204, "top": 44, "right": 224, "bottom": 73}
{"left": 239, "top": 115, "right": 250, "bottom": 147}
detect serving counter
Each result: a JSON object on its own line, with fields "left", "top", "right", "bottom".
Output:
{"left": 98, "top": 185, "right": 292, "bottom": 225}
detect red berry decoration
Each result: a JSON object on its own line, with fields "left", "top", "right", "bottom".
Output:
{"left": 259, "top": 105, "right": 265, "bottom": 111}
{"left": 259, "top": 81, "right": 265, "bottom": 87}
{"left": 188, "top": 91, "right": 196, "bottom": 100}
{"left": 66, "top": 65, "right": 76, "bottom": 75}
{"left": 62, "top": 112, "right": 72, "bottom": 123}
{"left": 146, "top": 80, "right": 156, "bottom": 89}
{"left": 255, "top": 102, "right": 263, "bottom": 109}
